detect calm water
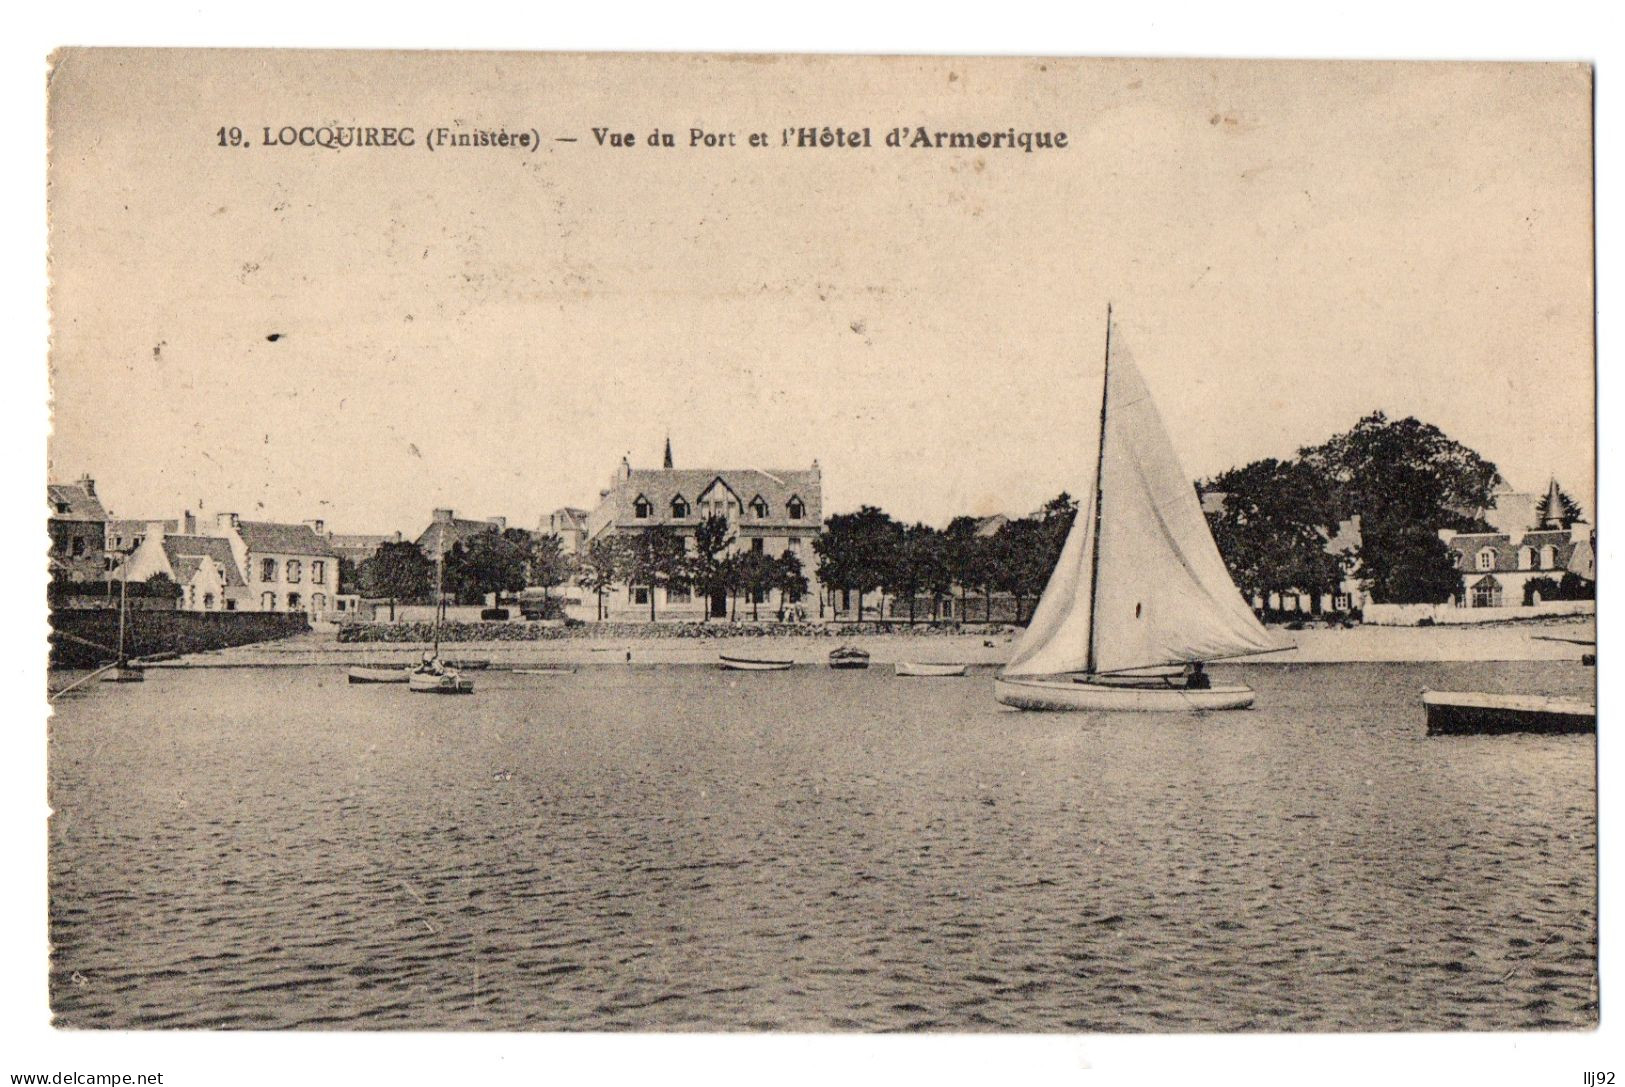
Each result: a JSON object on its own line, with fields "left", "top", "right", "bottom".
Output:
{"left": 48, "top": 661, "right": 1596, "bottom": 1031}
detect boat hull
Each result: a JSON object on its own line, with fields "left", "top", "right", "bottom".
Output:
{"left": 100, "top": 666, "right": 145, "bottom": 683}
{"left": 994, "top": 675, "right": 1254, "bottom": 712}
{"left": 408, "top": 672, "right": 475, "bottom": 694}
{"left": 1422, "top": 690, "right": 1595, "bottom": 736}
{"left": 896, "top": 662, "right": 967, "bottom": 677}
{"left": 719, "top": 655, "right": 794, "bottom": 671}
{"left": 348, "top": 666, "right": 408, "bottom": 684}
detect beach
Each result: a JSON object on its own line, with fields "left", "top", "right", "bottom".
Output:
{"left": 141, "top": 615, "right": 1598, "bottom": 670}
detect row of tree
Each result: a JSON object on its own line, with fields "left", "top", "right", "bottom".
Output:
{"left": 1202, "top": 412, "right": 1586, "bottom": 607}
{"left": 812, "top": 494, "right": 1078, "bottom": 622}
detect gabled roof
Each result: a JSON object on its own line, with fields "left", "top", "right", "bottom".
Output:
{"left": 48, "top": 482, "right": 107, "bottom": 522}
{"left": 415, "top": 516, "right": 500, "bottom": 558}
{"left": 1480, "top": 492, "right": 1540, "bottom": 535}
{"left": 171, "top": 555, "right": 205, "bottom": 584}
{"left": 597, "top": 467, "right": 823, "bottom": 532}
{"left": 236, "top": 520, "right": 339, "bottom": 558}
{"left": 163, "top": 535, "right": 247, "bottom": 587}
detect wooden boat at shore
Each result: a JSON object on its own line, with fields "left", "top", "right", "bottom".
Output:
{"left": 1422, "top": 689, "right": 1595, "bottom": 736}
{"left": 994, "top": 307, "right": 1289, "bottom": 713}
{"left": 514, "top": 666, "right": 576, "bottom": 675}
{"left": 348, "top": 665, "right": 408, "bottom": 684}
{"left": 896, "top": 662, "right": 967, "bottom": 677}
{"left": 719, "top": 654, "right": 794, "bottom": 671}
{"left": 828, "top": 645, "right": 871, "bottom": 670}
{"left": 406, "top": 555, "right": 475, "bottom": 695}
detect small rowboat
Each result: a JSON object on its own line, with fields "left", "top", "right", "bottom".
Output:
{"left": 719, "top": 654, "right": 794, "bottom": 671}
{"left": 828, "top": 646, "right": 871, "bottom": 670}
{"left": 100, "top": 664, "right": 146, "bottom": 683}
{"left": 445, "top": 658, "right": 490, "bottom": 671}
{"left": 1422, "top": 689, "right": 1595, "bottom": 736}
{"left": 895, "top": 662, "right": 966, "bottom": 677}
{"left": 409, "top": 667, "right": 475, "bottom": 694}
{"left": 514, "top": 666, "right": 576, "bottom": 675}
{"left": 348, "top": 665, "right": 408, "bottom": 684}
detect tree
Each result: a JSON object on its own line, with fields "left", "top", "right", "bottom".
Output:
{"left": 143, "top": 572, "right": 181, "bottom": 601}
{"left": 943, "top": 516, "right": 986, "bottom": 621}
{"left": 1536, "top": 482, "right": 1586, "bottom": 529}
{"left": 1300, "top": 413, "right": 1502, "bottom": 604}
{"left": 577, "top": 536, "right": 628, "bottom": 621}
{"left": 625, "top": 527, "right": 688, "bottom": 621}
{"left": 448, "top": 531, "right": 530, "bottom": 606}
{"left": 774, "top": 549, "right": 810, "bottom": 617}
{"left": 885, "top": 523, "right": 951, "bottom": 622}
{"left": 528, "top": 532, "right": 570, "bottom": 599}
{"left": 337, "top": 556, "right": 360, "bottom": 595}
{"left": 814, "top": 506, "right": 902, "bottom": 621}
{"left": 688, "top": 514, "right": 735, "bottom": 621}
{"left": 991, "top": 517, "right": 1050, "bottom": 623}
{"left": 359, "top": 541, "right": 433, "bottom": 620}
{"left": 731, "top": 549, "right": 778, "bottom": 621}
{"left": 1203, "top": 458, "right": 1347, "bottom": 610}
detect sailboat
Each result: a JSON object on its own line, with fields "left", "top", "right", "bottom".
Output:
{"left": 408, "top": 553, "right": 474, "bottom": 694}
{"left": 101, "top": 556, "right": 145, "bottom": 683}
{"left": 993, "top": 307, "right": 1287, "bottom": 712}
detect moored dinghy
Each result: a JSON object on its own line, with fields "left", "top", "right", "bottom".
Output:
{"left": 896, "top": 662, "right": 967, "bottom": 677}
{"left": 719, "top": 654, "right": 794, "bottom": 671}
{"left": 348, "top": 664, "right": 408, "bottom": 684}
{"left": 828, "top": 645, "right": 871, "bottom": 670}
{"left": 994, "top": 307, "right": 1289, "bottom": 712}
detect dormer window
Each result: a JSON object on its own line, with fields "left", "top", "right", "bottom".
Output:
{"left": 749, "top": 496, "right": 769, "bottom": 518}
{"left": 633, "top": 495, "right": 653, "bottom": 519}
{"left": 671, "top": 495, "right": 690, "bottom": 518}
{"left": 1520, "top": 547, "right": 1537, "bottom": 571}
{"left": 1476, "top": 548, "right": 1496, "bottom": 571}
{"left": 55, "top": 502, "right": 70, "bottom": 514}
{"left": 787, "top": 495, "right": 805, "bottom": 520}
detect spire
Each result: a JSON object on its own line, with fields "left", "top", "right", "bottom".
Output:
{"left": 663, "top": 435, "right": 673, "bottom": 469}
{"left": 1542, "top": 477, "right": 1564, "bottom": 528}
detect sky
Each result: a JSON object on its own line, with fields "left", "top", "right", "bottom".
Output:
{"left": 47, "top": 52, "right": 1595, "bottom": 535}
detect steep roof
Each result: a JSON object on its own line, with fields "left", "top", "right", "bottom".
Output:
{"left": 594, "top": 467, "right": 823, "bottom": 533}
{"left": 48, "top": 482, "right": 108, "bottom": 522}
{"left": 236, "top": 520, "right": 338, "bottom": 558}
{"left": 163, "top": 535, "right": 247, "bottom": 587}
{"left": 1481, "top": 492, "right": 1540, "bottom": 534}
{"left": 1445, "top": 530, "right": 1580, "bottom": 575}
{"left": 415, "top": 517, "right": 500, "bottom": 558}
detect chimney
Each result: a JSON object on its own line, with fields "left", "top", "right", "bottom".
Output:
{"left": 488, "top": 516, "right": 506, "bottom": 532}
{"left": 305, "top": 518, "right": 325, "bottom": 535}
{"left": 433, "top": 508, "right": 454, "bottom": 524}
{"left": 216, "top": 512, "right": 239, "bottom": 531}
{"left": 810, "top": 458, "right": 821, "bottom": 478}
{"left": 391, "top": 530, "right": 402, "bottom": 543}
{"left": 663, "top": 435, "right": 673, "bottom": 469}
{"left": 182, "top": 510, "right": 197, "bottom": 535}
{"left": 79, "top": 472, "right": 96, "bottom": 498}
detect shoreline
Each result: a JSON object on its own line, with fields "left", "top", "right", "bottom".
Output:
{"left": 137, "top": 616, "right": 1596, "bottom": 669}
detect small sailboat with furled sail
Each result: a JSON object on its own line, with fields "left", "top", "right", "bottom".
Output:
{"left": 994, "top": 307, "right": 1288, "bottom": 712}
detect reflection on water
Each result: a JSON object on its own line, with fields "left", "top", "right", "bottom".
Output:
{"left": 48, "top": 661, "right": 1595, "bottom": 1031}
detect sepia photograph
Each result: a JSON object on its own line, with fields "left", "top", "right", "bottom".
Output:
{"left": 23, "top": 28, "right": 1609, "bottom": 1084}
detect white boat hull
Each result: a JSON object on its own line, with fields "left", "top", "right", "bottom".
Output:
{"left": 896, "top": 662, "right": 967, "bottom": 677}
{"left": 719, "top": 655, "right": 794, "bottom": 671}
{"left": 408, "top": 670, "right": 475, "bottom": 694}
{"left": 994, "top": 675, "right": 1255, "bottom": 712}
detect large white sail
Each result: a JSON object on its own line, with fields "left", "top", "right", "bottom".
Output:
{"left": 1003, "top": 319, "right": 1281, "bottom": 677}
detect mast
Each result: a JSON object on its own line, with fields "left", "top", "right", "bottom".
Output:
{"left": 116, "top": 561, "right": 128, "bottom": 665}
{"left": 433, "top": 552, "right": 443, "bottom": 657}
{"left": 1084, "top": 304, "right": 1112, "bottom": 675}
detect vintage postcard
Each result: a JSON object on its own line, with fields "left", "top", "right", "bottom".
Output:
{"left": 45, "top": 50, "right": 1595, "bottom": 1038}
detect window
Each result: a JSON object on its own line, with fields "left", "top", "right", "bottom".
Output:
{"left": 287, "top": 592, "right": 301, "bottom": 610}
{"left": 261, "top": 592, "right": 276, "bottom": 610}
{"left": 71, "top": 536, "right": 85, "bottom": 556}
{"left": 751, "top": 537, "right": 764, "bottom": 553}
{"left": 1476, "top": 548, "right": 1496, "bottom": 571}
{"left": 787, "top": 496, "right": 805, "bottom": 519}
{"left": 187, "top": 586, "right": 196, "bottom": 608}
{"left": 787, "top": 537, "right": 801, "bottom": 553}
{"left": 751, "top": 587, "right": 766, "bottom": 604}
{"left": 55, "top": 501, "right": 70, "bottom": 514}
{"left": 749, "top": 496, "right": 769, "bottom": 518}
{"left": 666, "top": 585, "right": 691, "bottom": 604}
{"left": 311, "top": 560, "right": 325, "bottom": 583}
{"left": 1470, "top": 576, "right": 1502, "bottom": 608}
{"left": 1541, "top": 545, "right": 1558, "bottom": 569}
{"left": 631, "top": 586, "right": 650, "bottom": 605}
{"left": 1520, "top": 547, "right": 1537, "bottom": 570}
{"left": 287, "top": 560, "right": 302, "bottom": 584}
{"left": 633, "top": 495, "right": 653, "bottom": 519}
{"left": 262, "top": 558, "right": 278, "bottom": 581}
{"left": 670, "top": 496, "right": 690, "bottom": 518}
{"left": 225, "top": 599, "right": 237, "bottom": 611}
{"left": 203, "top": 593, "right": 215, "bottom": 610}
{"left": 312, "top": 593, "right": 326, "bottom": 612}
